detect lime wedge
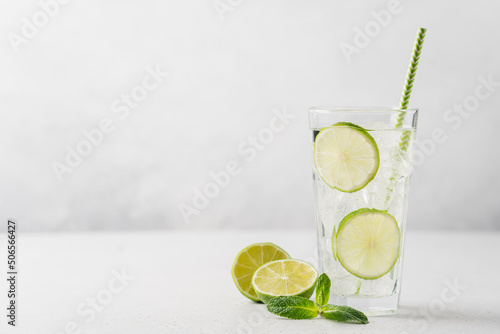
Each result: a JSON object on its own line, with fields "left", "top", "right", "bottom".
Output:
{"left": 231, "top": 243, "right": 290, "bottom": 301}
{"left": 335, "top": 208, "right": 400, "bottom": 279}
{"left": 314, "top": 122, "right": 379, "bottom": 192}
{"left": 251, "top": 259, "right": 318, "bottom": 304}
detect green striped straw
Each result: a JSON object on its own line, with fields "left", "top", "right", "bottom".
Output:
{"left": 383, "top": 28, "right": 427, "bottom": 208}
{"left": 395, "top": 27, "right": 427, "bottom": 151}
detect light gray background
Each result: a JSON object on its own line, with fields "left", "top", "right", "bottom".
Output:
{"left": 0, "top": 0, "right": 498, "bottom": 232}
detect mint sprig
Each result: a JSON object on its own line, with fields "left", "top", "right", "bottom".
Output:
{"left": 267, "top": 296, "right": 318, "bottom": 319}
{"left": 266, "top": 273, "right": 368, "bottom": 324}
{"left": 315, "top": 273, "right": 331, "bottom": 308}
{"left": 321, "top": 305, "right": 369, "bottom": 324}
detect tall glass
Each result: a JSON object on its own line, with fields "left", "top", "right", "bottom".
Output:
{"left": 309, "top": 107, "right": 418, "bottom": 315}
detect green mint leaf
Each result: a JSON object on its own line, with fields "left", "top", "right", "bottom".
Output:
{"left": 267, "top": 296, "right": 319, "bottom": 320}
{"left": 315, "top": 273, "right": 331, "bottom": 307}
{"left": 321, "top": 305, "right": 369, "bottom": 324}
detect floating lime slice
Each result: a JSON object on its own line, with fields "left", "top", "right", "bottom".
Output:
{"left": 252, "top": 259, "right": 318, "bottom": 304}
{"left": 314, "top": 122, "right": 379, "bottom": 192}
{"left": 335, "top": 208, "right": 400, "bottom": 280}
{"left": 231, "top": 243, "right": 290, "bottom": 301}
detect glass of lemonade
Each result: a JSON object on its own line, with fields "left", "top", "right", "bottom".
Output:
{"left": 309, "top": 107, "right": 418, "bottom": 316}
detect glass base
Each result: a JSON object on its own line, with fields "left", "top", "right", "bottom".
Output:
{"left": 330, "top": 293, "right": 400, "bottom": 316}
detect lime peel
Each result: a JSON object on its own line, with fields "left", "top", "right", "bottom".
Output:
{"left": 231, "top": 243, "right": 290, "bottom": 301}
{"left": 335, "top": 208, "right": 400, "bottom": 280}
{"left": 314, "top": 122, "right": 380, "bottom": 193}
{"left": 252, "top": 259, "right": 318, "bottom": 304}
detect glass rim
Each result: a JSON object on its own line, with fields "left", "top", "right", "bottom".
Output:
{"left": 309, "top": 106, "right": 418, "bottom": 114}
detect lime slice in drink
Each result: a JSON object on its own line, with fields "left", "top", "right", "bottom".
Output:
{"left": 251, "top": 259, "right": 318, "bottom": 304}
{"left": 335, "top": 208, "right": 400, "bottom": 279}
{"left": 231, "top": 243, "right": 290, "bottom": 301}
{"left": 314, "top": 122, "right": 379, "bottom": 192}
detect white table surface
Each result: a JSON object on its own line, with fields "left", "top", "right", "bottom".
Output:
{"left": 1, "top": 230, "right": 499, "bottom": 334}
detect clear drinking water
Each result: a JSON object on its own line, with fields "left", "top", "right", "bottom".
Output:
{"left": 309, "top": 107, "right": 418, "bottom": 315}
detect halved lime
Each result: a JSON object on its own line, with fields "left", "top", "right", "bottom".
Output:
{"left": 314, "top": 122, "right": 379, "bottom": 192}
{"left": 335, "top": 208, "right": 400, "bottom": 279}
{"left": 231, "top": 243, "right": 290, "bottom": 301}
{"left": 251, "top": 259, "right": 318, "bottom": 304}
